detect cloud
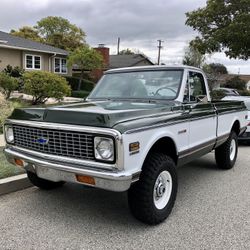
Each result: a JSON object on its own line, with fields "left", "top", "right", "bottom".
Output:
{"left": 0, "top": 0, "right": 249, "bottom": 74}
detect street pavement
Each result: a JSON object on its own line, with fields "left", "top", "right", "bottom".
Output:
{"left": 0, "top": 146, "right": 249, "bottom": 250}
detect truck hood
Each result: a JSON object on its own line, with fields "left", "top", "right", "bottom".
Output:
{"left": 9, "top": 100, "right": 181, "bottom": 133}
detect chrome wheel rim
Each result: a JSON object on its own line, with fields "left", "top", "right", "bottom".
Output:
{"left": 153, "top": 171, "right": 172, "bottom": 210}
{"left": 230, "top": 139, "right": 236, "bottom": 161}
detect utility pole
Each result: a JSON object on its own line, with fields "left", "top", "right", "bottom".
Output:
{"left": 117, "top": 37, "right": 120, "bottom": 55}
{"left": 157, "top": 40, "right": 164, "bottom": 65}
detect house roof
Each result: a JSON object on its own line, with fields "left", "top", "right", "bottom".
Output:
{"left": 109, "top": 54, "right": 154, "bottom": 69}
{"left": 0, "top": 31, "right": 68, "bottom": 55}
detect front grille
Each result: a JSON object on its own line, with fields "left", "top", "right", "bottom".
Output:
{"left": 13, "top": 125, "right": 95, "bottom": 160}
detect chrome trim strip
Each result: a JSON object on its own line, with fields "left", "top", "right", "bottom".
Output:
{"left": 189, "top": 114, "right": 215, "bottom": 122}
{"left": 124, "top": 120, "right": 183, "bottom": 134}
{"left": 217, "top": 109, "right": 246, "bottom": 115}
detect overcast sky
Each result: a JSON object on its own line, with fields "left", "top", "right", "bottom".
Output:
{"left": 0, "top": 0, "right": 249, "bottom": 74}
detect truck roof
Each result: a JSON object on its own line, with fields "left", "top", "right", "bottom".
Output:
{"left": 105, "top": 65, "right": 203, "bottom": 74}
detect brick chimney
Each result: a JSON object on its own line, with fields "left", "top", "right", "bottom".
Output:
{"left": 94, "top": 44, "right": 110, "bottom": 69}
{"left": 91, "top": 44, "right": 110, "bottom": 81}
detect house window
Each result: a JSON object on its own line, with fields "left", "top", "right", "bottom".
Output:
{"left": 25, "top": 55, "right": 41, "bottom": 70}
{"left": 54, "top": 58, "right": 67, "bottom": 74}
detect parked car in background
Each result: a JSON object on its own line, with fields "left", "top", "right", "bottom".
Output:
{"left": 223, "top": 96, "right": 250, "bottom": 143}
{"left": 215, "top": 87, "right": 240, "bottom": 96}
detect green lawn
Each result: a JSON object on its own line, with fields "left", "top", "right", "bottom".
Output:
{"left": 0, "top": 147, "right": 25, "bottom": 179}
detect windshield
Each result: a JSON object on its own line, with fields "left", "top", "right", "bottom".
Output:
{"left": 89, "top": 70, "right": 183, "bottom": 100}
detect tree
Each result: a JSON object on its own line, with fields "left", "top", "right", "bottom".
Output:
{"left": 10, "top": 26, "right": 43, "bottom": 43}
{"left": 186, "top": 0, "right": 250, "bottom": 60}
{"left": 35, "top": 16, "right": 86, "bottom": 51}
{"left": 119, "top": 48, "right": 135, "bottom": 55}
{"left": 67, "top": 47, "right": 104, "bottom": 90}
{"left": 203, "top": 63, "right": 228, "bottom": 90}
{"left": 183, "top": 44, "right": 205, "bottom": 68}
{"left": 23, "top": 71, "right": 71, "bottom": 104}
{"left": 224, "top": 76, "right": 246, "bottom": 90}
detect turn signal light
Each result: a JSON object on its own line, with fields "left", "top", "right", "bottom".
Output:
{"left": 14, "top": 159, "right": 24, "bottom": 167}
{"left": 76, "top": 175, "right": 95, "bottom": 185}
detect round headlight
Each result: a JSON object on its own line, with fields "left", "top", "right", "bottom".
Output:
{"left": 94, "top": 137, "right": 114, "bottom": 161}
{"left": 5, "top": 125, "right": 14, "bottom": 143}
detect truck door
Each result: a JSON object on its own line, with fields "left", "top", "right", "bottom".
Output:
{"left": 184, "top": 71, "right": 217, "bottom": 159}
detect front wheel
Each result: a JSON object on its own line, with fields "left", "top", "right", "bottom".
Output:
{"left": 128, "top": 153, "right": 178, "bottom": 225}
{"left": 215, "top": 131, "right": 238, "bottom": 170}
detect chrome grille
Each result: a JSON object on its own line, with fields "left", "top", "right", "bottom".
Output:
{"left": 13, "top": 125, "right": 95, "bottom": 160}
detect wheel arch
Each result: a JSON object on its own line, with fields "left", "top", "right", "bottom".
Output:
{"left": 143, "top": 136, "right": 178, "bottom": 165}
{"left": 231, "top": 119, "right": 240, "bottom": 135}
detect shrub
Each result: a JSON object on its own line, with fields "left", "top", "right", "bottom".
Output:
{"left": 71, "top": 90, "right": 90, "bottom": 98}
{"left": 0, "top": 73, "right": 19, "bottom": 99}
{"left": 210, "top": 89, "right": 226, "bottom": 100}
{"left": 0, "top": 95, "right": 24, "bottom": 133}
{"left": 23, "top": 71, "right": 71, "bottom": 104}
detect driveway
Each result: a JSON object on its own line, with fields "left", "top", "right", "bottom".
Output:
{"left": 0, "top": 146, "right": 249, "bottom": 250}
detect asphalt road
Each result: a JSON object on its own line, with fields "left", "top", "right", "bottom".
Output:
{"left": 0, "top": 146, "right": 250, "bottom": 250}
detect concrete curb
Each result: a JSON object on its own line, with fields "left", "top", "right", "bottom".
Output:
{"left": 0, "top": 174, "right": 32, "bottom": 196}
{"left": 0, "top": 134, "right": 5, "bottom": 147}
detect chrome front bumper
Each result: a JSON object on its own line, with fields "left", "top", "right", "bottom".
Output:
{"left": 4, "top": 147, "right": 138, "bottom": 192}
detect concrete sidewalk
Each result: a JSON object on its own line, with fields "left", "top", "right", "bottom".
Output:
{"left": 0, "top": 134, "right": 5, "bottom": 147}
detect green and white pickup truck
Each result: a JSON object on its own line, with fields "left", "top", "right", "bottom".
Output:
{"left": 4, "top": 66, "right": 248, "bottom": 224}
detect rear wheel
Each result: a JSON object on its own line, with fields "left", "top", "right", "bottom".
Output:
{"left": 215, "top": 131, "right": 238, "bottom": 170}
{"left": 128, "top": 153, "right": 178, "bottom": 225}
{"left": 27, "top": 171, "right": 65, "bottom": 190}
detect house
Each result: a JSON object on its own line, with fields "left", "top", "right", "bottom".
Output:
{"left": 109, "top": 54, "right": 154, "bottom": 69}
{"left": 75, "top": 45, "right": 154, "bottom": 81}
{"left": 0, "top": 31, "right": 71, "bottom": 76}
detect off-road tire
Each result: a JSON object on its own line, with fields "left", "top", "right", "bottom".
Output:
{"left": 27, "top": 171, "right": 65, "bottom": 190}
{"left": 128, "top": 153, "right": 178, "bottom": 225}
{"left": 215, "top": 131, "right": 238, "bottom": 170}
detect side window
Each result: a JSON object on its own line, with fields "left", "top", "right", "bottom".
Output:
{"left": 188, "top": 72, "right": 207, "bottom": 102}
